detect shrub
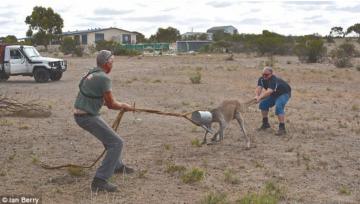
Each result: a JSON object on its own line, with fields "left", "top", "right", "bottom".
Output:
{"left": 60, "top": 37, "right": 76, "bottom": 55}
{"left": 165, "top": 163, "right": 186, "bottom": 175}
{"left": 87, "top": 45, "right": 97, "bottom": 54}
{"left": 236, "top": 181, "right": 284, "bottom": 204}
{"left": 200, "top": 192, "right": 228, "bottom": 204}
{"left": 339, "top": 43, "right": 356, "bottom": 56}
{"left": 190, "top": 71, "right": 201, "bottom": 84}
{"left": 73, "top": 46, "right": 84, "bottom": 57}
{"left": 95, "top": 40, "right": 118, "bottom": 51}
{"left": 60, "top": 37, "right": 84, "bottom": 56}
{"left": 113, "top": 45, "right": 141, "bottom": 56}
{"left": 191, "top": 138, "right": 202, "bottom": 147}
{"left": 295, "top": 35, "right": 327, "bottom": 63}
{"left": 330, "top": 47, "right": 353, "bottom": 68}
{"left": 338, "top": 185, "right": 351, "bottom": 195}
{"left": 181, "top": 168, "right": 205, "bottom": 183}
{"left": 224, "top": 169, "right": 240, "bottom": 184}
{"left": 255, "top": 31, "right": 293, "bottom": 56}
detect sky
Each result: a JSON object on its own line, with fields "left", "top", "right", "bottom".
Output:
{"left": 1, "top": 0, "right": 360, "bottom": 38}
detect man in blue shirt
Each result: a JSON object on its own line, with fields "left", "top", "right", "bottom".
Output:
{"left": 254, "top": 67, "right": 291, "bottom": 136}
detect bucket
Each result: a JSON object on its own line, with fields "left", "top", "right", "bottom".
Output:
{"left": 191, "top": 111, "right": 212, "bottom": 125}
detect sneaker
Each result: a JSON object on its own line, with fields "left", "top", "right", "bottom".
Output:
{"left": 91, "top": 177, "right": 118, "bottom": 192}
{"left": 275, "top": 128, "right": 287, "bottom": 136}
{"left": 257, "top": 123, "right": 270, "bottom": 131}
{"left": 114, "top": 165, "right": 135, "bottom": 174}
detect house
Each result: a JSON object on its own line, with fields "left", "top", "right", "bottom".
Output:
{"left": 62, "top": 27, "right": 137, "bottom": 46}
{"left": 207, "top": 25, "right": 238, "bottom": 35}
{"left": 181, "top": 32, "right": 213, "bottom": 41}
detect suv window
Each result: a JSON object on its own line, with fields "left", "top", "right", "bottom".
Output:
{"left": 10, "top": 49, "right": 23, "bottom": 59}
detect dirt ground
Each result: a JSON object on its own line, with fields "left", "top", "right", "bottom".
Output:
{"left": 1, "top": 54, "right": 359, "bottom": 204}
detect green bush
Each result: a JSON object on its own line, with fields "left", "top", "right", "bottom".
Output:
{"left": 60, "top": 37, "right": 76, "bottom": 55}
{"left": 330, "top": 43, "right": 356, "bottom": 68}
{"left": 73, "top": 46, "right": 84, "bottom": 57}
{"left": 181, "top": 168, "right": 205, "bottom": 183}
{"left": 190, "top": 71, "right": 201, "bottom": 84}
{"left": 60, "top": 37, "right": 83, "bottom": 56}
{"left": 191, "top": 138, "right": 202, "bottom": 147}
{"left": 339, "top": 43, "right": 356, "bottom": 56}
{"left": 113, "top": 46, "right": 141, "bottom": 56}
{"left": 254, "top": 31, "right": 294, "bottom": 56}
{"left": 338, "top": 185, "right": 351, "bottom": 195}
{"left": 95, "top": 40, "right": 118, "bottom": 51}
{"left": 294, "top": 35, "right": 327, "bottom": 63}
{"left": 331, "top": 48, "right": 352, "bottom": 68}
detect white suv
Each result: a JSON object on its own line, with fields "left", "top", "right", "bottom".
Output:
{"left": 0, "top": 45, "right": 67, "bottom": 82}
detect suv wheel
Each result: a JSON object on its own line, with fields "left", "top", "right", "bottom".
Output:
{"left": 0, "top": 72, "right": 9, "bottom": 82}
{"left": 33, "top": 68, "right": 50, "bottom": 83}
{"left": 50, "top": 71, "right": 63, "bottom": 81}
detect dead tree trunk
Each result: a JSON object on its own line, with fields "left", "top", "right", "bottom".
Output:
{"left": 0, "top": 97, "right": 51, "bottom": 117}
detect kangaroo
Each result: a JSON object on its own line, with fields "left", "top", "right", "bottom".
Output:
{"left": 201, "top": 100, "right": 254, "bottom": 149}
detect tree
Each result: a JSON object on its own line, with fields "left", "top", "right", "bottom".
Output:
{"left": 213, "top": 31, "right": 232, "bottom": 41}
{"left": 198, "top": 33, "right": 209, "bottom": 40}
{"left": 3, "top": 35, "right": 17, "bottom": 43}
{"left": 134, "top": 32, "right": 147, "bottom": 43}
{"left": 330, "top": 26, "right": 345, "bottom": 38}
{"left": 149, "top": 27, "right": 180, "bottom": 43}
{"left": 25, "top": 6, "right": 63, "bottom": 49}
{"left": 346, "top": 23, "right": 360, "bottom": 41}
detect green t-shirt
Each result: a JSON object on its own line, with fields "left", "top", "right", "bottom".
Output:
{"left": 74, "top": 67, "right": 112, "bottom": 115}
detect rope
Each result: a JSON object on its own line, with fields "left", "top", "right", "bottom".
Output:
{"left": 39, "top": 99, "right": 257, "bottom": 170}
{"left": 39, "top": 108, "right": 199, "bottom": 170}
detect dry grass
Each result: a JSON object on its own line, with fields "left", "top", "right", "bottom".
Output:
{"left": 181, "top": 168, "right": 205, "bottom": 184}
{"left": 67, "top": 166, "right": 85, "bottom": 177}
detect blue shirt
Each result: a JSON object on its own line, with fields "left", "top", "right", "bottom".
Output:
{"left": 257, "top": 75, "right": 291, "bottom": 98}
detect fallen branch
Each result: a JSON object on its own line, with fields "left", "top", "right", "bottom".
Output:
{"left": 0, "top": 97, "right": 51, "bottom": 117}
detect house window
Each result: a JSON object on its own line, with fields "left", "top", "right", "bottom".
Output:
{"left": 81, "top": 34, "right": 87, "bottom": 45}
{"left": 95, "top": 33, "right": 104, "bottom": 42}
{"left": 122, "top": 34, "right": 131, "bottom": 44}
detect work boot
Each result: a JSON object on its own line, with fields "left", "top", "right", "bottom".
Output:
{"left": 114, "top": 165, "right": 135, "bottom": 174}
{"left": 275, "top": 128, "right": 287, "bottom": 136}
{"left": 257, "top": 123, "right": 270, "bottom": 131}
{"left": 91, "top": 177, "right": 118, "bottom": 192}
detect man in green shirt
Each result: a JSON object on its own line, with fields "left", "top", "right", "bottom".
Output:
{"left": 74, "top": 50, "right": 134, "bottom": 192}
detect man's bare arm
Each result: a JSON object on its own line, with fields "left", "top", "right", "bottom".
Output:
{"left": 103, "top": 91, "right": 133, "bottom": 111}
